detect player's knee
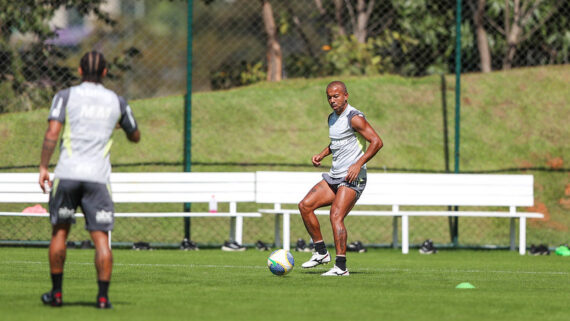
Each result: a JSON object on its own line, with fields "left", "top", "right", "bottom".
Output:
{"left": 329, "top": 208, "right": 345, "bottom": 224}
{"left": 298, "top": 200, "right": 309, "bottom": 214}
{"left": 96, "top": 246, "right": 112, "bottom": 260}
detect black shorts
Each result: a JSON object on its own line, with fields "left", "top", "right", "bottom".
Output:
{"left": 322, "top": 170, "right": 367, "bottom": 199}
{"left": 49, "top": 179, "right": 114, "bottom": 231}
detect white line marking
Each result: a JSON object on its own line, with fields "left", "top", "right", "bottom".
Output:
{"left": 2, "top": 261, "right": 567, "bottom": 275}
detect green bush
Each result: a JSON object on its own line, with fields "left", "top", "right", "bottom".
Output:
{"left": 211, "top": 60, "right": 267, "bottom": 90}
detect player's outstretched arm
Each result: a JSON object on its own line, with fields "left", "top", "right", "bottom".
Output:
{"left": 312, "top": 145, "right": 331, "bottom": 167}
{"left": 117, "top": 98, "right": 140, "bottom": 143}
{"left": 126, "top": 129, "right": 141, "bottom": 143}
{"left": 345, "top": 116, "right": 383, "bottom": 182}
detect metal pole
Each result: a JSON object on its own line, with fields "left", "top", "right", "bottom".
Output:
{"left": 183, "top": 0, "right": 194, "bottom": 240}
{"left": 441, "top": 74, "right": 455, "bottom": 243}
{"left": 441, "top": 74, "right": 450, "bottom": 173}
{"left": 452, "top": 0, "right": 462, "bottom": 246}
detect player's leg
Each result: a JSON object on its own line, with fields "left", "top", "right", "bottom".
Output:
{"left": 322, "top": 186, "right": 358, "bottom": 276}
{"left": 298, "top": 180, "right": 335, "bottom": 268}
{"left": 81, "top": 182, "right": 114, "bottom": 309}
{"left": 49, "top": 224, "right": 71, "bottom": 274}
{"left": 330, "top": 186, "right": 358, "bottom": 256}
{"left": 298, "top": 180, "right": 335, "bottom": 242}
{"left": 42, "top": 224, "right": 71, "bottom": 306}
{"left": 42, "top": 179, "right": 79, "bottom": 306}
{"left": 90, "top": 230, "right": 113, "bottom": 309}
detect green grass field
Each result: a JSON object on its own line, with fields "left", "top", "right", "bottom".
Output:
{"left": 1, "top": 247, "right": 568, "bottom": 321}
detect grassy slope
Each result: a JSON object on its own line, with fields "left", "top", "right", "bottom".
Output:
{"left": 0, "top": 66, "right": 568, "bottom": 244}
{"left": 1, "top": 248, "right": 568, "bottom": 321}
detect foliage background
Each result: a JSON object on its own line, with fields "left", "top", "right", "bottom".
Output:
{"left": 0, "top": 0, "right": 568, "bottom": 112}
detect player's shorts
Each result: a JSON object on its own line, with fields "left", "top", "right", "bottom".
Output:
{"left": 48, "top": 178, "right": 114, "bottom": 231}
{"left": 322, "top": 168, "right": 367, "bottom": 199}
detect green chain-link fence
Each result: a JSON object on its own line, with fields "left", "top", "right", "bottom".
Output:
{"left": 0, "top": 0, "right": 568, "bottom": 248}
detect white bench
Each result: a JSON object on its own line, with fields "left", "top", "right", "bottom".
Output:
{"left": 255, "top": 171, "right": 543, "bottom": 255}
{"left": 0, "top": 172, "right": 261, "bottom": 246}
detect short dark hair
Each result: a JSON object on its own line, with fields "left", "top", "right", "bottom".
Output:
{"left": 80, "top": 51, "right": 107, "bottom": 83}
{"left": 326, "top": 81, "right": 348, "bottom": 94}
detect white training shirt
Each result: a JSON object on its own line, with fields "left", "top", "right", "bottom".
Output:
{"left": 327, "top": 104, "right": 367, "bottom": 178}
{"left": 48, "top": 82, "right": 138, "bottom": 184}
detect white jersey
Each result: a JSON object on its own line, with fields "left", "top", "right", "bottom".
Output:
{"left": 327, "top": 104, "right": 367, "bottom": 178}
{"left": 47, "top": 82, "right": 138, "bottom": 184}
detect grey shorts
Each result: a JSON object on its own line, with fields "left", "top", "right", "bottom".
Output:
{"left": 322, "top": 169, "right": 367, "bottom": 199}
{"left": 49, "top": 179, "right": 114, "bottom": 231}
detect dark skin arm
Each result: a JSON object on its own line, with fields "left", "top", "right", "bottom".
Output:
{"left": 345, "top": 116, "right": 383, "bottom": 183}
{"left": 126, "top": 129, "right": 141, "bottom": 143}
{"left": 39, "top": 120, "right": 63, "bottom": 192}
{"left": 116, "top": 121, "right": 141, "bottom": 143}
{"left": 312, "top": 145, "right": 331, "bottom": 167}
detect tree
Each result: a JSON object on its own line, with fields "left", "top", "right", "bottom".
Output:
{"left": 261, "top": 0, "right": 282, "bottom": 81}
{"left": 469, "top": 0, "right": 492, "bottom": 72}
{"left": 0, "top": 0, "right": 113, "bottom": 113}
{"left": 486, "top": 0, "right": 562, "bottom": 69}
{"left": 334, "top": 0, "right": 347, "bottom": 36}
{"left": 345, "top": 0, "right": 376, "bottom": 43}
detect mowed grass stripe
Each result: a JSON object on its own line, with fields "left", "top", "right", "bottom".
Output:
{"left": 3, "top": 260, "right": 568, "bottom": 275}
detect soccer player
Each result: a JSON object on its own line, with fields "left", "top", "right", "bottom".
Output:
{"left": 39, "top": 51, "right": 141, "bottom": 308}
{"left": 298, "top": 81, "right": 382, "bottom": 276}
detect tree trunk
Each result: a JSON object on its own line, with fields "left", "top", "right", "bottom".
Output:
{"left": 501, "top": 0, "right": 560, "bottom": 69}
{"left": 503, "top": 23, "right": 522, "bottom": 70}
{"left": 355, "top": 0, "right": 374, "bottom": 43}
{"left": 334, "top": 0, "right": 346, "bottom": 36}
{"left": 314, "top": 0, "right": 326, "bottom": 15}
{"left": 261, "top": 0, "right": 282, "bottom": 81}
{"left": 502, "top": 0, "right": 521, "bottom": 70}
{"left": 472, "top": 0, "right": 491, "bottom": 72}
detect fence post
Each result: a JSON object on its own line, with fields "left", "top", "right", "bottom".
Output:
{"left": 452, "top": 0, "right": 462, "bottom": 247}
{"left": 183, "top": 0, "right": 194, "bottom": 241}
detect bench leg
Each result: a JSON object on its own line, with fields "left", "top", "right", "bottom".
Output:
{"left": 235, "top": 216, "right": 243, "bottom": 245}
{"left": 274, "top": 214, "right": 282, "bottom": 248}
{"left": 392, "top": 216, "right": 399, "bottom": 249}
{"left": 402, "top": 215, "right": 409, "bottom": 254}
{"left": 229, "top": 217, "right": 236, "bottom": 242}
{"left": 519, "top": 216, "right": 526, "bottom": 255}
{"left": 283, "top": 213, "right": 290, "bottom": 251}
{"left": 510, "top": 218, "right": 515, "bottom": 251}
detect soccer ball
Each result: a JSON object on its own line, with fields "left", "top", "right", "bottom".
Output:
{"left": 267, "top": 249, "right": 294, "bottom": 276}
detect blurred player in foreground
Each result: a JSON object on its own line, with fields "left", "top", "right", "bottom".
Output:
{"left": 39, "top": 51, "right": 140, "bottom": 308}
{"left": 298, "top": 81, "right": 383, "bottom": 276}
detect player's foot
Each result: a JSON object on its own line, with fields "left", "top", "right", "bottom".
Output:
{"left": 301, "top": 251, "right": 331, "bottom": 268}
{"left": 221, "top": 240, "right": 246, "bottom": 252}
{"left": 180, "top": 238, "right": 199, "bottom": 251}
{"left": 321, "top": 265, "right": 350, "bottom": 276}
{"left": 41, "top": 291, "right": 62, "bottom": 307}
{"left": 255, "top": 240, "right": 269, "bottom": 251}
{"left": 419, "top": 239, "right": 437, "bottom": 254}
{"left": 96, "top": 296, "right": 112, "bottom": 309}
{"left": 347, "top": 241, "right": 367, "bottom": 253}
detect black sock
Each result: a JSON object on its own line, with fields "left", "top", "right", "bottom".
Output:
{"left": 335, "top": 256, "right": 347, "bottom": 271}
{"left": 314, "top": 241, "right": 327, "bottom": 255}
{"left": 97, "top": 280, "right": 110, "bottom": 299}
{"left": 51, "top": 273, "right": 63, "bottom": 293}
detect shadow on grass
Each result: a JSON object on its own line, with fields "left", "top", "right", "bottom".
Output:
{"left": 42, "top": 301, "right": 130, "bottom": 308}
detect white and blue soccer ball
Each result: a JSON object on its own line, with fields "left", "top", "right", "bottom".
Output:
{"left": 267, "top": 249, "right": 294, "bottom": 276}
